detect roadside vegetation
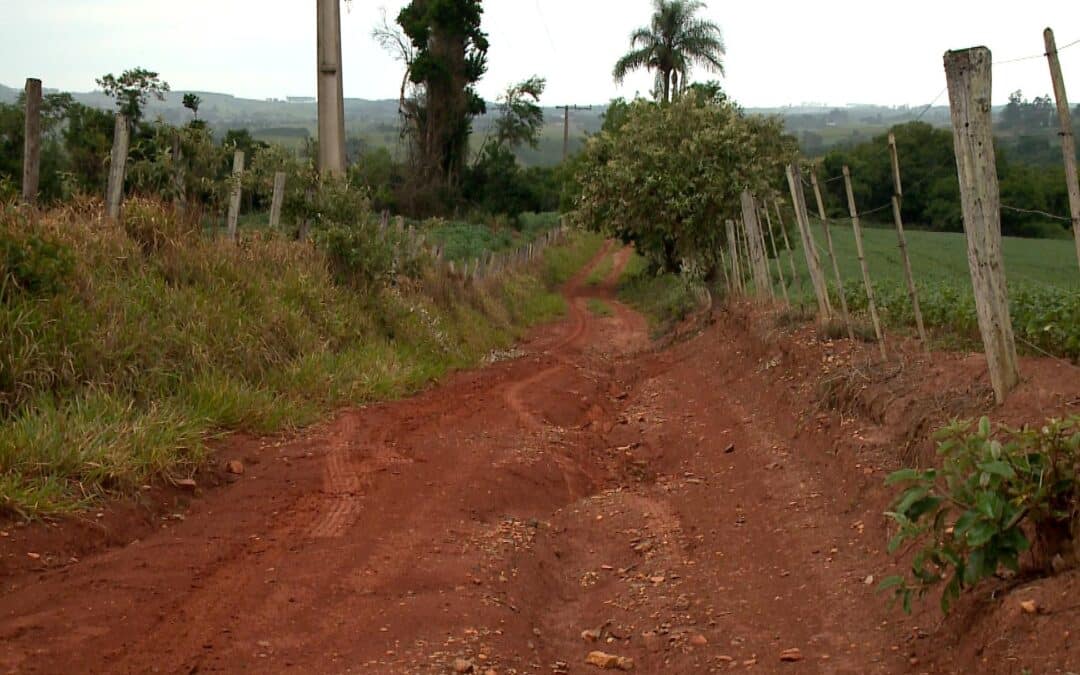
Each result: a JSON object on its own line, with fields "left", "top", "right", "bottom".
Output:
{"left": 616, "top": 252, "right": 703, "bottom": 335}
{"left": 0, "top": 199, "right": 588, "bottom": 517}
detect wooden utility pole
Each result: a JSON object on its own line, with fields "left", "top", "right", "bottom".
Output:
{"left": 810, "top": 169, "right": 854, "bottom": 339}
{"left": 887, "top": 133, "right": 929, "bottom": 347}
{"left": 773, "top": 200, "right": 800, "bottom": 291}
{"left": 105, "top": 114, "right": 130, "bottom": 220}
{"left": 725, "top": 219, "right": 743, "bottom": 294}
{"left": 226, "top": 150, "right": 245, "bottom": 240}
{"left": 842, "top": 166, "right": 886, "bottom": 358}
{"left": 944, "top": 46, "right": 1020, "bottom": 404}
{"left": 740, "top": 190, "right": 771, "bottom": 297}
{"left": 317, "top": 0, "right": 346, "bottom": 176}
{"left": 559, "top": 105, "right": 592, "bottom": 162}
{"left": 761, "top": 202, "right": 790, "bottom": 306}
{"left": 21, "top": 78, "right": 42, "bottom": 204}
{"left": 269, "top": 171, "right": 287, "bottom": 228}
{"left": 1044, "top": 28, "right": 1080, "bottom": 270}
{"left": 786, "top": 164, "right": 832, "bottom": 318}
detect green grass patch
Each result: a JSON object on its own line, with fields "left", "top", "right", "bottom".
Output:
{"left": 542, "top": 231, "right": 606, "bottom": 286}
{"left": 586, "top": 251, "right": 615, "bottom": 286}
{"left": 617, "top": 251, "right": 701, "bottom": 335}
{"left": 423, "top": 212, "right": 564, "bottom": 263}
{"left": 777, "top": 221, "right": 1080, "bottom": 359}
{"left": 586, "top": 298, "right": 614, "bottom": 317}
{"left": 0, "top": 203, "right": 595, "bottom": 517}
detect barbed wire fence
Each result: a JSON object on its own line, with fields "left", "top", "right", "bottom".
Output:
{"left": 722, "top": 28, "right": 1080, "bottom": 403}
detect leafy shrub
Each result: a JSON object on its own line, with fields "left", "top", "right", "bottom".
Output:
{"left": 1, "top": 208, "right": 74, "bottom": 300}
{"left": 882, "top": 416, "right": 1080, "bottom": 613}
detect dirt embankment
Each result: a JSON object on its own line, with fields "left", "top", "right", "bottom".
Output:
{"left": 1, "top": 245, "right": 1077, "bottom": 674}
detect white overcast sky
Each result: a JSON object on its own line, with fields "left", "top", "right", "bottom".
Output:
{"left": 1, "top": 0, "right": 1077, "bottom": 107}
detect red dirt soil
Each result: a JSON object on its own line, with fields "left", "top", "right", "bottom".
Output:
{"left": 1, "top": 243, "right": 1078, "bottom": 674}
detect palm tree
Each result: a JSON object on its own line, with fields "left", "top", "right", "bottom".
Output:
{"left": 613, "top": 0, "right": 725, "bottom": 103}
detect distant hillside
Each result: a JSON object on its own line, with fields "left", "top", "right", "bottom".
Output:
{"left": 1, "top": 82, "right": 956, "bottom": 165}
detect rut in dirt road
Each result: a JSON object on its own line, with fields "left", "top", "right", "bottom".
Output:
{"left": 2, "top": 244, "right": 935, "bottom": 674}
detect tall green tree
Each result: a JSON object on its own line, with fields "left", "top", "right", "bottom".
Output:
{"left": 96, "top": 68, "right": 170, "bottom": 122}
{"left": 182, "top": 93, "right": 202, "bottom": 121}
{"left": 612, "top": 0, "right": 725, "bottom": 103}
{"left": 397, "top": 0, "right": 489, "bottom": 194}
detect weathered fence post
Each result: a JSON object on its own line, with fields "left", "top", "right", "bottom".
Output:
{"left": 21, "top": 78, "right": 42, "bottom": 204}
{"left": 1044, "top": 28, "right": 1080, "bottom": 271}
{"left": 810, "top": 169, "right": 854, "bottom": 339}
{"left": 944, "top": 46, "right": 1020, "bottom": 404}
{"left": 762, "top": 201, "right": 790, "bottom": 307}
{"left": 740, "top": 190, "right": 772, "bottom": 298}
{"left": 717, "top": 243, "right": 733, "bottom": 293}
{"left": 842, "top": 166, "right": 886, "bottom": 358}
{"left": 887, "top": 133, "right": 929, "bottom": 348}
{"left": 171, "top": 131, "right": 187, "bottom": 214}
{"left": 774, "top": 200, "right": 800, "bottom": 293}
{"left": 725, "top": 219, "right": 744, "bottom": 295}
{"left": 226, "top": 150, "right": 245, "bottom": 240}
{"left": 105, "top": 114, "right": 130, "bottom": 220}
{"left": 269, "top": 171, "right": 286, "bottom": 229}
{"left": 785, "top": 164, "right": 832, "bottom": 319}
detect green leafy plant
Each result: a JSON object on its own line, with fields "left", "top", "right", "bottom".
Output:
{"left": 882, "top": 416, "right": 1080, "bottom": 613}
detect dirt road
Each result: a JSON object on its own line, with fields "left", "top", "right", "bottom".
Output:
{"left": 2, "top": 244, "right": 1076, "bottom": 674}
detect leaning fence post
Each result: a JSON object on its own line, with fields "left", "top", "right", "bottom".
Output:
{"left": 761, "top": 201, "right": 790, "bottom": 307}
{"left": 725, "top": 219, "right": 744, "bottom": 295}
{"left": 944, "top": 46, "right": 1020, "bottom": 404}
{"left": 1044, "top": 28, "right": 1080, "bottom": 271}
{"left": 105, "top": 114, "right": 130, "bottom": 220}
{"left": 269, "top": 171, "right": 286, "bottom": 229}
{"left": 843, "top": 166, "right": 886, "bottom": 359}
{"left": 740, "top": 190, "right": 772, "bottom": 298}
{"left": 887, "top": 134, "right": 929, "bottom": 348}
{"left": 773, "top": 200, "right": 800, "bottom": 292}
{"left": 810, "top": 169, "right": 854, "bottom": 339}
{"left": 786, "top": 164, "right": 832, "bottom": 319}
{"left": 21, "top": 78, "right": 42, "bottom": 204}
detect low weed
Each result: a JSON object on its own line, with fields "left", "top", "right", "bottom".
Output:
{"left": 881, "top": 415, "right": 1080, "bottom": 614}
{"left": 617, "top": 252, "right": 702, "bottom": 335}
{"left": 586, "top": 298, "right": 614, "bottom": 317}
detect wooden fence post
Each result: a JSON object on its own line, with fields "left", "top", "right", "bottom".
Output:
{"left": 105, "top": 114, "right": 130, "bottom": 221}
{"left": 887, "top": 133, "right": 929, "bottom": 348}
{"left": 740, "top": 190, "right": 772, "bottom": 298}
{"left": 773, "top": 200, "right": 800, "bottom": 293}
{"left": 717, "top": 243, "right": 732, "bottom": 293}
{"left": 269, "top": 171, "right": 286, "bottom": 229}
{"left": 21, "top": 78, "right": 42, "bottom": 204}
{"left": 810, "top": 168, "right": 854, "bottom": 339}
{"left": 944, "top": 46, "right": 1020, "bottom": 404}
{"left": 762, "top": 201, "right": 790, "bottom": 307}
{"left": 1044, "top": 28, "right": 1080, "bottom": 271}
{"left": 226, "top": 150, "right": 245, "bottom": 240}
{"left": 725, "top": 219, "right": 744, "bottom": 295}
{"left": 843, "top": 166, "right": 886, "bottom": 358}
{"left": 785, "top": 164, "right": 832, "bottom": 319}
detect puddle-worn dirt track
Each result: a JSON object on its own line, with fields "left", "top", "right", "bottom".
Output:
{"left": 3, "top": 242, "right": 1076, "bottom": 674}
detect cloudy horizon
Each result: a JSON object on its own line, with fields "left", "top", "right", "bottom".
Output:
{"left": 1, "top": 0, "right": 1077, "bottom": 109}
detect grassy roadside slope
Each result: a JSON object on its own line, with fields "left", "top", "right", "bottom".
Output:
{"left": 0, "top": 201, "right": 602, "bottom": 517}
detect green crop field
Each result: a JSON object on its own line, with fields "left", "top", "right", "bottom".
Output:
{"left": 768, "top": 221, "right": 1080, "bottom": 359}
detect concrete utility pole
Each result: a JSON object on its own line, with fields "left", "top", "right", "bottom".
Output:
{"left": 21, "top": 78, "right": 42, "bottom": 204}
{"left": 1044, "top": 27, "right": 1080, "bottom": 271}
{"left": 317, "top": 0, "right": 346, "bottom": 176}
{"left": 559, "top": 105, "right": 593, "bottom": 162}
